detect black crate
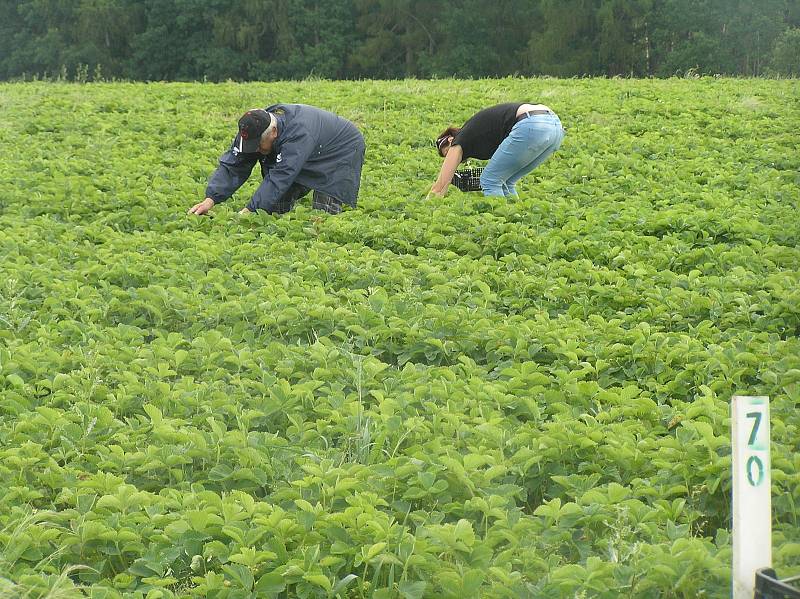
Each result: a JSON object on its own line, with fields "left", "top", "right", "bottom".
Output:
{"left": 755, "top": 568, "right": 800, "bottom": 599}
{"left": 451, "top": 167, "right": 483, "bottom": 192}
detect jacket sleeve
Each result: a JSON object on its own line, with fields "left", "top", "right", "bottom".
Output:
{"left": 205, "top": 140, "right": 258, "bottom": 204}
{"left": 246, "top": 129, "right": 316, "bottom": 213}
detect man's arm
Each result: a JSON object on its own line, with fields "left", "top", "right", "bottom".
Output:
{"left": 190, "top": 141, "right": 257, "bottom": 215}
{"left": 246, "top": 130, "right": 315, "bottom": 213}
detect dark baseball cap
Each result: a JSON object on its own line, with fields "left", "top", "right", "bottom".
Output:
{"left": 236, "top": 109, "right": 272, "bottom": 153}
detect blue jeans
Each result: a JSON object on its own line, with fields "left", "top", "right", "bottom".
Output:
{"left": 480, "top": 113, "right": 565, "bottom": 197}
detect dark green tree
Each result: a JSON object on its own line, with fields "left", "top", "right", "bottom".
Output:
{"left": 527, "top": 0, "right": 602, "bottom": 76}
{"left": 425, "top": 0, "right": 533, "bottom": 77}
{"left": 218, "top": 0, "right": 358, "bottom": 80}
{"left": 597, "top": 0, "right": 653, "bottom": 75}
{"left": 350, "top": 0, "right": 444, "bottom": 78}
{"left": 651, "top": 0, "right": 796, "bottom": 76}
{"left": 724, "top": 0, "right": 787, "bottom": 75}
{"left": 769, "top": 27, "right": 800, "bottom": 75}
{"left": 0, "top": 0, "right": 76, "bottom": 78}
{"left": 127, "top": 0, "right": 241, "bottom": 81}
{"left": 0, "top": 0, "right": 798, "bottom": 80}
{"left": 73, "top": 0, "right": 144, "bottom": 76}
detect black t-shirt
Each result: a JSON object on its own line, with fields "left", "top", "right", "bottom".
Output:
{"left": 452, "top": 103, "right": 523, "bottom": 161}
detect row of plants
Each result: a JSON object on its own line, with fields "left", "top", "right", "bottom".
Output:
{"left": 0, "top": 78, "right": 798, "bottom": 597}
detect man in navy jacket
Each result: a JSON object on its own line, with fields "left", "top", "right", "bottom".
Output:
{"left": 189, "top": 104, "right": 365, "bottom": 216}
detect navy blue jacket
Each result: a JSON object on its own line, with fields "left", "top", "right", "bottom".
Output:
{"left": 205, "top": 104, "right": 365, "bottom": 212}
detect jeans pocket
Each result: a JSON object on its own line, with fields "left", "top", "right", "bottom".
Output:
{"left": 525, "top": 122, "right": 557, "bottom": 152}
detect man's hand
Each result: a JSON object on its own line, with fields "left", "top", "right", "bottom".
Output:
{"left": 239, "top": 207, "right": 252, "bottom": 215}
{"left": 188, "top": 198, "right": 215, "bottom": 216}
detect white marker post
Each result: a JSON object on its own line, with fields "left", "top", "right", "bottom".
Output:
{"left": 732, "top": 395, "right": 771, "bottom": 599}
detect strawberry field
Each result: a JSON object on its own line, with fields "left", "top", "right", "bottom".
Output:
{"left": 1, "top": 78, "right": 799, "bottom": 598}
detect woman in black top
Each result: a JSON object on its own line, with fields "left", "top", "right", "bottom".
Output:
{"left": 429, "top": 102, "right": 565, "bottom": 198}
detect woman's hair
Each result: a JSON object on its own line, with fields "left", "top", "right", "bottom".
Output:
{"left": 435, "top": 126, "right": 461, "bottom": 156}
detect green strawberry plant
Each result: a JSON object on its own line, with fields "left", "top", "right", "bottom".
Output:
{"left": 0, "top": 77, "right": 798, "bottom": 597}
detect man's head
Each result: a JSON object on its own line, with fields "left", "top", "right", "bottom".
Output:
{"left": 236, "top": 109, "right": 278, "bottom": 154}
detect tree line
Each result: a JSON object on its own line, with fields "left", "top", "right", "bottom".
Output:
{"left": 1, "top": 0, "right": 798, "bottom": 81}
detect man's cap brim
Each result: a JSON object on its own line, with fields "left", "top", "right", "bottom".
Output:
{"left": 235, "top": 134, "right": 261, "bottom": 154}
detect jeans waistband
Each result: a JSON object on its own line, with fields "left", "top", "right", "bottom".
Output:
{"left": 516, "top": 109, "right": 555, "bottom": 122}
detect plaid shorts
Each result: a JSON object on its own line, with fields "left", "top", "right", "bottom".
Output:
{"left": 271, "top": 183, "right": 344, "bottom": 215}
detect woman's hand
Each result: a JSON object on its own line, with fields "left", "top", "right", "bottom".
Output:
{"left": 430, "top": 145, "right": 463, "bottom": 198}
{"left": 426, "top": 186, "right": 446, "bottom": 200}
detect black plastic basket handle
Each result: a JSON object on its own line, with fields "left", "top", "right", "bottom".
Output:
{"left": 755, "top": 568, "right": 800, "bottom": 599}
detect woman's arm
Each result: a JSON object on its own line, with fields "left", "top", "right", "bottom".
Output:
{"left": 428, "top": 145, "right": 463, "bottom": 197}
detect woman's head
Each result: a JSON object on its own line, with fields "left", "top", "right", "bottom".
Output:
{"left": 435, "top": 126, "right": 461, "bottom": 157}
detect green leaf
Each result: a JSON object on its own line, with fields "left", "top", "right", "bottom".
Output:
{"left": 174, "top": 349, "right": 188, "bottom": 368}
{"left": 222, "top": 564, "right": 254, "bottom": 591}
{"left": 128, "top": 559, "right": 162, "bottom": 578}
{"left": 141, "top": 576, "right": 178, "bottom": 587}
{"left": 303, "top": 573, "right": 332, "bottom": 592}
{"left": 6, "top": 374, "right": 24, "bottom": 388}
{"left": 364, "top": 542, "right": 387, "bottom": 561}
{"left": 332, "top": 574, "right": 358, "bottom": 596}
{"left": 254, "top": 572, "right": 286, "bottom": 595}
{"left": 52, "top": 372, "right": 71, "bottom": 390}
{"left": 209, "top": 464, "right": 234, "bottom": 481}
{"left": 399, "top": 580, "right": 427, "bottom": 599}
{"left": 462, "top": 569, "right": 485, "bottom": 595}
{"left": 143, "top": 404, "right": 162, "bottom": 426}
